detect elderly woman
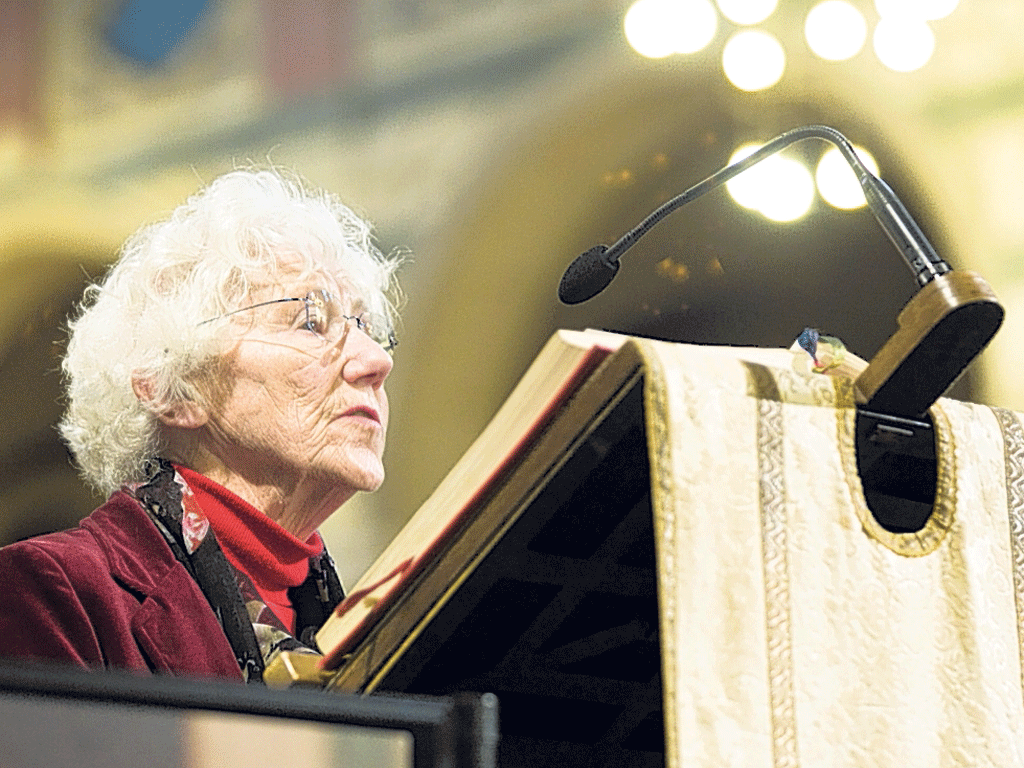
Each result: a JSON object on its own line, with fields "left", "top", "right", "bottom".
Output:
{"left": 0, "top": 169, "right": 401, "bottom": 682}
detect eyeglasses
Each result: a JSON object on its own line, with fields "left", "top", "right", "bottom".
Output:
{"left": 199, "top": 289, "right": 397, "bottom": 353}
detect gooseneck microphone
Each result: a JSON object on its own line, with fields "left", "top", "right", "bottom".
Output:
{"left": 557, "top": 124, "right": 1004, "bottom": 427}
{"left": 557, "top": 124, "right": 950, "bottom": 305}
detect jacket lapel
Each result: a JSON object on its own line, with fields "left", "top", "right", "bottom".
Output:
{"left": 131, "top": 574, "right": 243, "bottom": 678}
{"left": 84, "top": 492, "right": 244, "bottom": 680}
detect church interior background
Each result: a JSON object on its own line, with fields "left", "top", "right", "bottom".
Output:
{"left": 2, "top": 0, "right": 1022, "bottom": 586}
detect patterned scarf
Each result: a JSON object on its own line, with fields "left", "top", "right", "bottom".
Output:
{"left": 132, "top": 459, "right": 346, "bottom": 683}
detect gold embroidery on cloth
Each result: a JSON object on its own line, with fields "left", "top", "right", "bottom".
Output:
{"left": 634, "top": 339, "right": 679, "bottom": 768}
{"left": 747, "top": 363, "right": 800, "bottom": 768}
{"left": 991, "top": 406, "right": 1024, "bottom": 706}
{"left": 837, "top": 401, "right": 956, "bottom": 556}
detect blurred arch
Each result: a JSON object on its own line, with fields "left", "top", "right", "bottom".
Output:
{"left": 380, "top": 57, "right": 971, "bottom": 523}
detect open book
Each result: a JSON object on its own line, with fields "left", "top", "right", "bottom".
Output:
{"left": 314, "top": 328, "right": 866, "bottom": 671}
{"left": 316, "top": 329, "right": 629, "bottom": 668}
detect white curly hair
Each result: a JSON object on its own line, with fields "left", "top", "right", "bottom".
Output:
{"left": 60, "top": 168, "right": 403, "bottom": 495}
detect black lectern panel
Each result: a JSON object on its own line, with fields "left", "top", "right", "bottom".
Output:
{"left": 370, "top": 382, "right": 665, "bottom": 768}
{"left": 0, "top": 660, "right": 497, "bottom": 768}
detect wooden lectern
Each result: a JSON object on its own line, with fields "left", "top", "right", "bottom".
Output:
{"left": 271, "top": 270, "right": 1017, "bottom": 768}
{"left": 325, "top": 340, "right": 662, "bottom": 766}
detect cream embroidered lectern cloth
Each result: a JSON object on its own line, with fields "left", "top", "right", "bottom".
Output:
{"left": 632, "top": 338, "right": 1024, "bottom": 768}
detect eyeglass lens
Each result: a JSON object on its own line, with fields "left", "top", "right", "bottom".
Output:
{"left": 304, "top": 291, "right": 395, "bottom": 352}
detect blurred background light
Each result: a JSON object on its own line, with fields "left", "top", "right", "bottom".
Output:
{"left": 873, "top": 16, "right": 935, "bottom": 71}
{"left": 725, "top": 143, "right": 769, "bottom": 210}
{"left": 875, "top": 0, "right": 959, "bottom": 20}
{"left": 757, "top": 156, "right": 815, "bottom": 221}
{"left": 918, "top": 0, "right": 959, "bottom": 19}
{"left": 624, "top": 0, "right": 719, "bottom": 58}
{"left": 815, "top": 145, "right": 880, "bottom": 209}
{"left": 725, "top": 144, "right": 815, "bottom": 222}
{"left": 722, "top": 29, "right": 786, "bottom": 91}
{"left": 714, "top": 0, "right": 778, "bottom": 25}
{"left": 804, "top": 1, "right": 868, "bottom": 61}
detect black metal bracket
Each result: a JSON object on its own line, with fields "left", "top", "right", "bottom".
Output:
{"left": 850, "top": 271, "right": 1003, "bottom": 532}
{"left": 855, "top": 408, "right": 936, "bottom": 532}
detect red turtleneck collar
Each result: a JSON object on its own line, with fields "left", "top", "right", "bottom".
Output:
{"left": 174, "top": 465, "right": 323, "bottom": 633}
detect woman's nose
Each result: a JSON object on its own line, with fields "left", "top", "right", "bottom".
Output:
{"left": 335, "top": 326, "right": 393, "bottom": 388}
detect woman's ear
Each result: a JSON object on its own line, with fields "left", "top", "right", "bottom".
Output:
{"left": 131, "top": 373, "right": 209, "bottom": 429}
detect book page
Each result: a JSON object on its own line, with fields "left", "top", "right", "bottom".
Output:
{"left": 316, "top": 329, "right": 864, "bottom": 665}
{"left": 316, "top": 329, "right": 625, "bottom": 663}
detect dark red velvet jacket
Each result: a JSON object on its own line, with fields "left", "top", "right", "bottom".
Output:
{"left": 0, "top": 491, "right": 244, "bottom": 681}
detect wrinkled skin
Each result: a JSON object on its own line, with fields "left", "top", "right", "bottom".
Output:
{"left": 162, "top": 269, "right": 393, "bottom": 539}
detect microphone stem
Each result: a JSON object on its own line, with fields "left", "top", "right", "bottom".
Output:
{"left": 601, "top": 125, "right": 949, "bottom": 286}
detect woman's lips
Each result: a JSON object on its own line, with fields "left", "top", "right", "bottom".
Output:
{"left": 340, "top": 405, "right": 381, "bottom": 424}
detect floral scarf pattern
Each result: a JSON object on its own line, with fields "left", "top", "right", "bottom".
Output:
{"left": 131, "top": 459, "right": 345, "bottom": 683}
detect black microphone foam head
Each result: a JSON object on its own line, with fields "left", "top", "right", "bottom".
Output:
{"left": 558, "top": 245, "right": 620, "bottom": 305}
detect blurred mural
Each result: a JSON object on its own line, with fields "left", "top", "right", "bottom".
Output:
{"left": 1, "top": 0, "right": 1023, "bottom": 584}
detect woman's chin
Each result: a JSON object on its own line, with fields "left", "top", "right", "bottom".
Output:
{"left": 334, "top": 456, "right": 385, "bottom": 495}
{"left": 355, "top": 470, "right": 385, "bottom": 494}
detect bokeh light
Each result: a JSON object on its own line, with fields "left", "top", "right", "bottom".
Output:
{"left": 722, "top": 29, "right": 786, "bottom": 91}
{"left": 815, "top": 145, "right": 880, "bottom": 209}
{"left": 875, "top": 0, "right": 959, "bottom": 21}
{"left": 726, "top": 144, "right": 815, "bottom": 222}
{"left": 805, "top": 1, "right": 868, "bottom": 61}
{"left": 726, "top": 144, "right": 768, "bottom": 210}
{"left": 623, "top": 0, "right": 953, "bottom": 86}
{"left": 758, "top": 157, "right": 815, "bottom": 222}
{"left": 715, "top": 0, "right": 778, "bottom": 25}
{"left": 873, "top": 16, "right": 935, "bottom": 71}
{"left": 623, "top": 0, "right": 719, "bottom": 59}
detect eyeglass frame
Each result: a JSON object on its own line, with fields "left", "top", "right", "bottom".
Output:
{"left": 197, "top": 289, "right": 397, "bottom": 353}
